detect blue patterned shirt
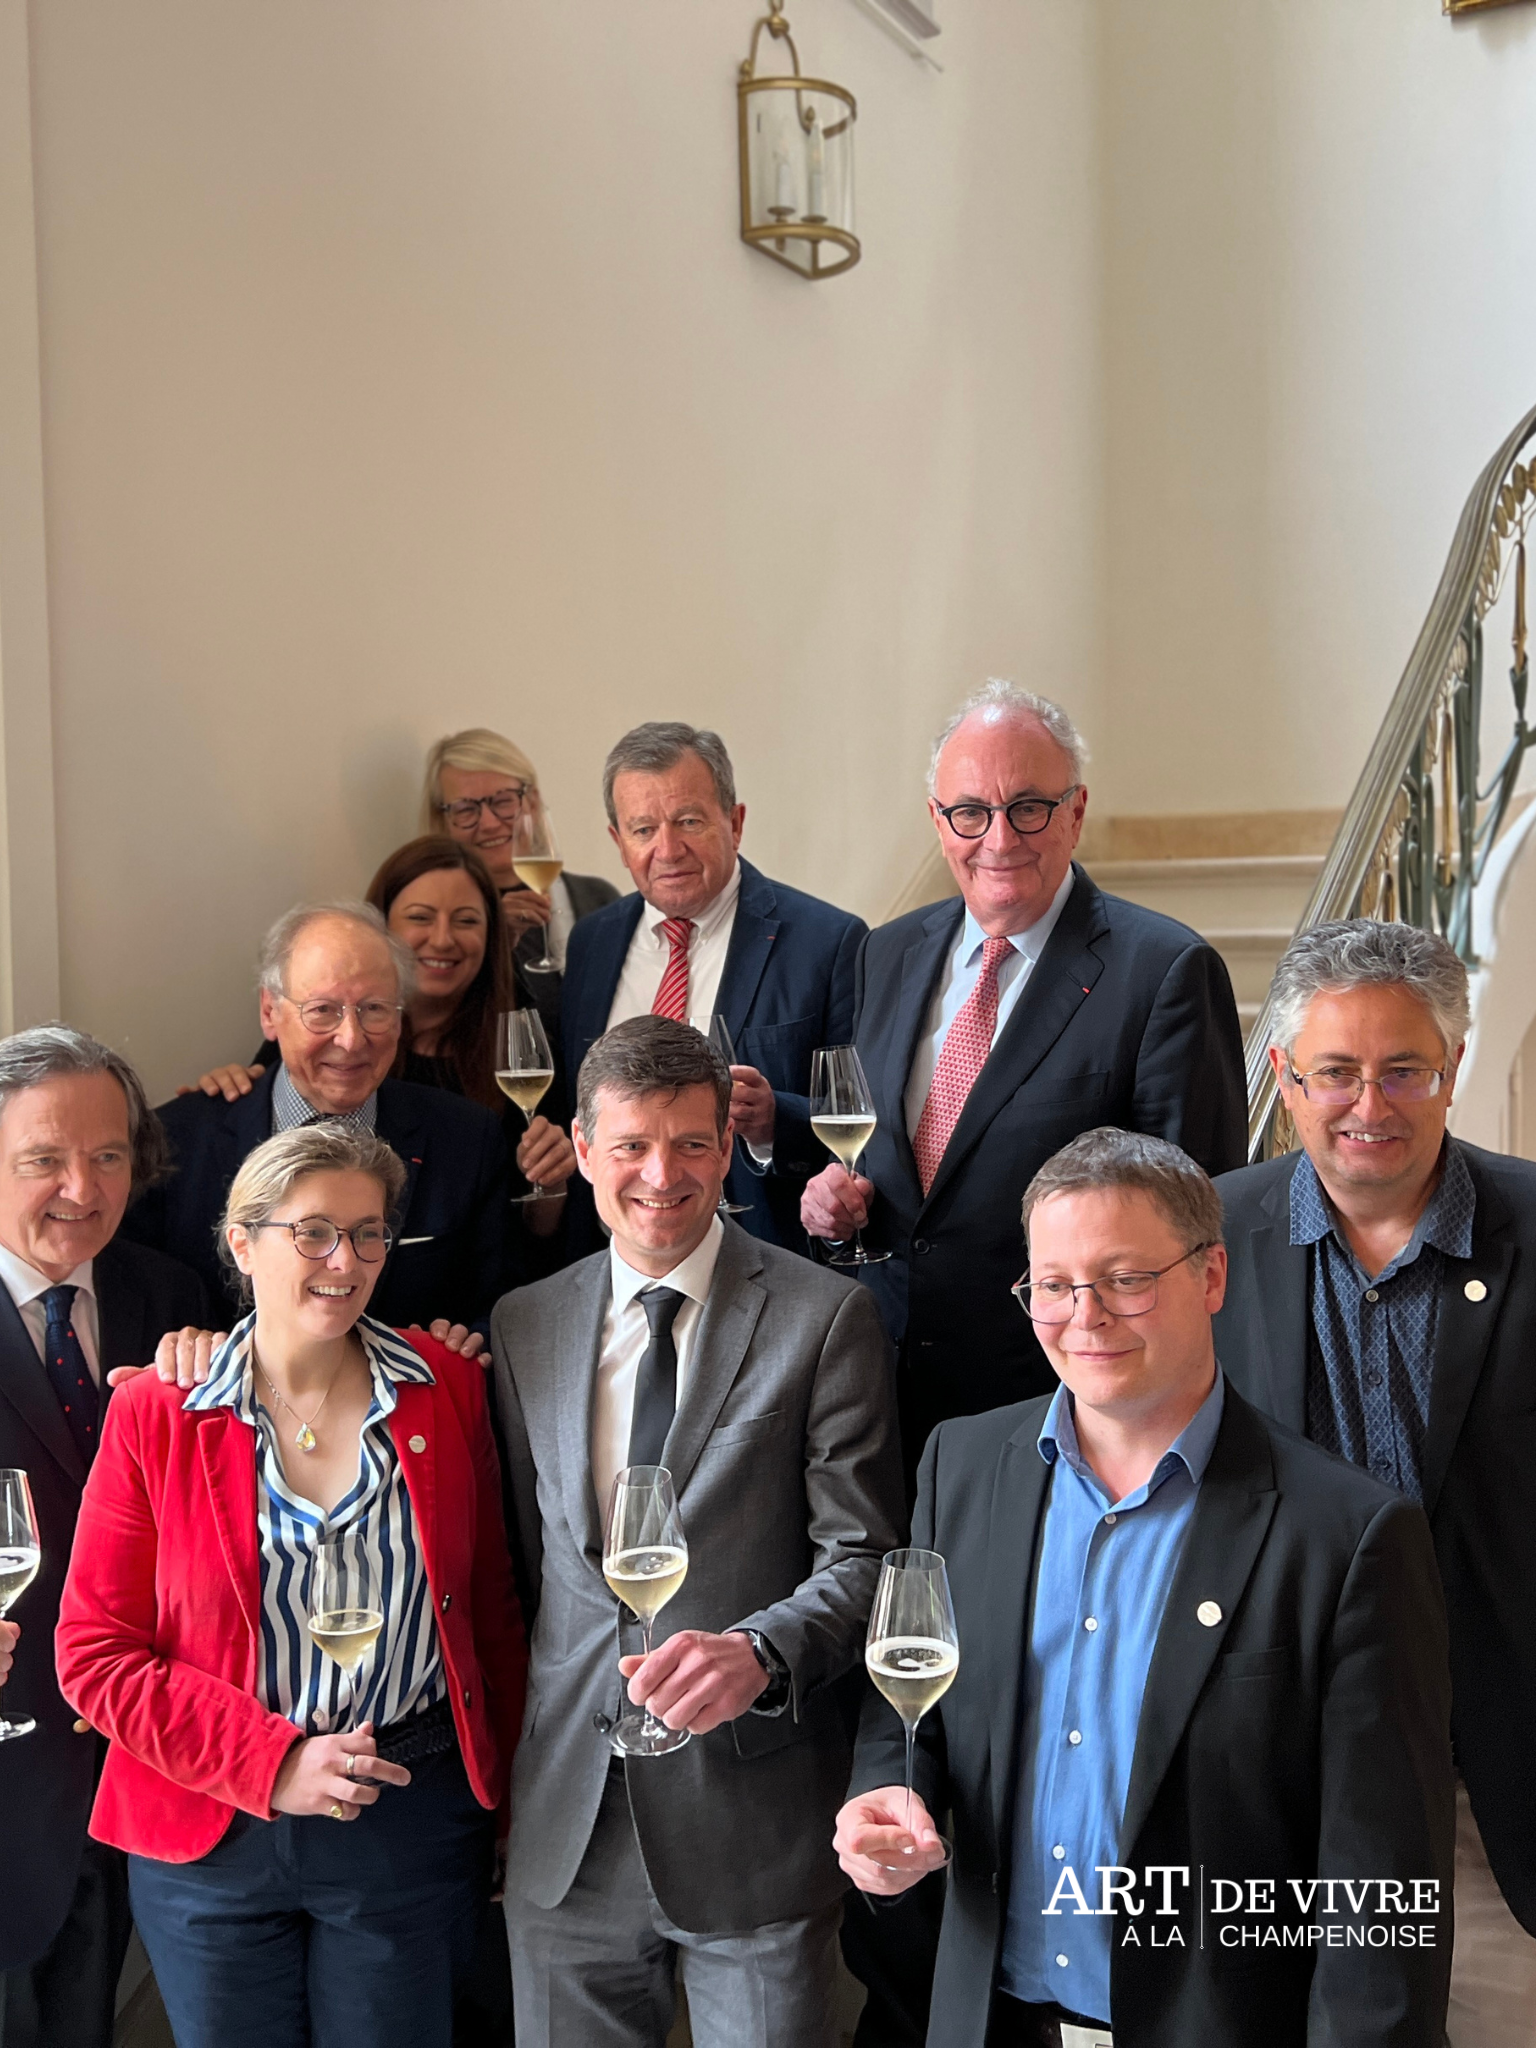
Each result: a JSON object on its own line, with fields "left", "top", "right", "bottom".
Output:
{"left": 1291, "top": 1141, "right": 1475, "bottom": 1503}
{"left": 271, "top": 1062, "right": 378, "bottom": 1138}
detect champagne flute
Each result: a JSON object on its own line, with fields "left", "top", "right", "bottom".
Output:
{"left": 496, "top": 1008, "right": 562, "bottom": 1204}
{"left": 0, "top": 1470, "right": 40, "bottom": 1742}
{"left": 510, "top": 807, "right": 564, "bottom": 974}
{"left": 809, "top": 1045, "right": 890, "bottom": 1265}
{"left": 865, "top": 1547, "right": 959, "bottom": 1868}
{"left": 603, "top": 1465, "right": 691, "bottom": 1758}
{"left": 307, "top": 1540, "right": 384, "bottom": 1730}
{"left": 692, "top": 1014, "right": 750, "bottom": 1216}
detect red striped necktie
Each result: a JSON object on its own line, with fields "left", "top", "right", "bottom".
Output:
{"left": 652, "top": 918, "right": 695, "bottom": 1023}
{"left": 912, "top": 935, "right": 1014, "bottom": 1195}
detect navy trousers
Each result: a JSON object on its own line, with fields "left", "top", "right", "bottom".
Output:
{"left": 129, "top": 1745, "right": 493, "bottom": 2048}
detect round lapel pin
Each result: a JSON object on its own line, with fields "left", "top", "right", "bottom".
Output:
{"left": 1464, "top": 1279, "right": 1487, "bottom": 1303}
{"left": 1196, "top": 1601, "right": 1222, "bottom": 1628}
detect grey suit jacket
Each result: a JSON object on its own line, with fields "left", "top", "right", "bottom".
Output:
{"left": 491, "top": 1221, "right": 904, "bottom": 1933}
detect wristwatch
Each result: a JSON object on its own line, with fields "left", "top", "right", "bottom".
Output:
{"left": 735, "top": 1629, "right": 792, "bottom": 1716}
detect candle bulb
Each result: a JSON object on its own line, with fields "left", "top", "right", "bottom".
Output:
{"left": 806, "top": 111, "right": 826, "bottom": 220}
{"left": 773, "top": 142, "right": 794, "bottom": 216}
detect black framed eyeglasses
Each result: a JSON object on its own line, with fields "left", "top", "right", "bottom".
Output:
{"left": 437, "top": 784, "right": 530, "bottom": 830}
{"left": 935, "top": 787, "right": 1081, "bottom": 840}
{"left": 248, "top": 1218, "right": 394, "bottom": 1262}
{"left": 1011, "top": 1241, "right": 1217, "bottom": 1325}
{"left": 1285, "top": 1062, "right": 1446, "bottom": 1107}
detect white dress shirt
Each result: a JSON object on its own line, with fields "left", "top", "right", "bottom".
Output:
{"left": 0, "top": 1243, "right": 102, "bottom": 1383}
{"left": 903, "top": 866, "right": 1077, "bottom": 1140}
{"left": 604, "top": 862, "right": 743, "bottom": 1033}
{"left": 591, "top": 1216, "right": 724, "bottom": 1514}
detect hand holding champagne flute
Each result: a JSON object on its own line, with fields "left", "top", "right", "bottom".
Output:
{"left": 809, "top": 1046, "right": 889, "bottom": 1266}
{"left": 691, "top": 1015, "right": 749, "bottom": 1215}
{"left": 0, "top": 1469, "right": 40, "bottom": 1742}
{"left": 604, "top": 1465, "right": 691, "bottom": 1758}
{"left": 510, "top": 809, "right": 564, "bottom": 974}
{"left": 495, "top": 1009, "right": 562, "bottom": 1204}
{"left": 307, "top": 1541, "right": 384, "bottom": 1727}
{"left": 863, "top": 1547, "right": 958, "bottom": 1869}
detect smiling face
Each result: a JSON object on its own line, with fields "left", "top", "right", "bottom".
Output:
{"left": 386, "top": 866, "right": 489, "bottom": 1013}
{"left": 608, "top": 752, "right": 745, "bottom": 921}
{"left": 1272, "top": 984, "right": 1458, "bottom": 1206}
{"left": 573, "top": 1081, "right": 731, "bottom": 1276}
{"left": 0, "top": 1072, "right": 136, "bottom": 1281}
{"left": 1026, "top": 1186, "right": 1225, "bottom": 1430}
{"left": 929, "top": 711, "right": 1087, "bottom": 938}
{"left": 258, "top": 916, "right": 403, "bottom": 1116}
{"left": 227, "top": 1169, "right": 387, "bottom": 1342}
{"left": 437, "top": 765, "right": 532, "bottom": 883}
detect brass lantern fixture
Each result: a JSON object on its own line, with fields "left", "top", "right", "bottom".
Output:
{"left": 738, "top": 10, "right": 859, "bottom": 280}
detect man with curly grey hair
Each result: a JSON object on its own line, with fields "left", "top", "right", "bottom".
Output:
{"left": 0, "top": 1024, "right": 206, "bottom": 2048}
{"left": 1214, "top": 917, "right": 1536, "bottom": 2046}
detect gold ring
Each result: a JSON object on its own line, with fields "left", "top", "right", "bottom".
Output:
{"left": 344, "top": 1752, "right": 356, "bottom": 1779}
{"left": 329, "top": 1802, "right": 345, "bottom": 1821}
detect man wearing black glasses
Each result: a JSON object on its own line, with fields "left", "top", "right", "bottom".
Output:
{"left": 1213, "top": 919, "right": 1536, "bottom": 2046}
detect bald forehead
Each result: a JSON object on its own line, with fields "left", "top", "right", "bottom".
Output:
{"left": 934, "top": 710, "right": 1074, "bottom": 796}
{"left": 286, "top": 917, "right": 398, "bottom": 991}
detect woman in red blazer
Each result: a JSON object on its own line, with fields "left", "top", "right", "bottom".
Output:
{"left": 56, "top": 1122, "right": 526, "bottom": 2048}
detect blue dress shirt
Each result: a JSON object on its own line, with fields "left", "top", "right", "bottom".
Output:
{"left": 1000, "top": 1370, "right": 1226, "bottom": 2024}
{"left": 1292, "top": 1140, "right": 1475, "bottom": 1503}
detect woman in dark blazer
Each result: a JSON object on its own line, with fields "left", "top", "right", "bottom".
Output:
{"left": 57, "top": 1123, "right": 526, "bottom": 2048}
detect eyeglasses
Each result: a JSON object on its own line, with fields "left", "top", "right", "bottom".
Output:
{"left": 247, "top": 1218, "right": 394, "bottom": 1262}
{"left": 1012, "top": 1241, "right": 1217, "bottom": 1325}
{"left": 935, "top": 787, "right": 1081, "bottom": 840}
{"left": 1285, "top": 1063, "right": 1447, "bottom": 1107}
{"left": 280, "top": 996, "right": 403, "bottom": 1038}
{"left": 436, "top": 785, "right": 530, "bottom": 830}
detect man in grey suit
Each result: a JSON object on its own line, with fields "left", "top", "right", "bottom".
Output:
{"left": 491, "top": 1014, "right": 905, "bottom": 2048}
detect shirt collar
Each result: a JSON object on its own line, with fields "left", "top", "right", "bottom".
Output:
{"left": 642, "top": 861, "right": 741, "bottom": 945}
{"left": 1037, "top": 1366, "right": 1226, "bottom": 1502}
{"left": 271, "top": 1063, "right": 379, "bottom": 1137}
{"left": 0, "top": 1242, "right": 96, "bottom": 1311}
{"left": 1289, "top": 1139, "right": 1475, "bottom": 1264}
{"left": 609, "top": 1214, "right": 725, "bottom": 1322}
{"left": 185, "top": 1311, "right": 433, "bottom": 1418}
{"left": 956, "top": 864, "right": 1075, "bottom": 972}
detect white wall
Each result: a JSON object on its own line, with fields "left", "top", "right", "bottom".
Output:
{"left": 23, "top": 0, "right": 1103, "bottom": 1099}
{"left": 1097, "top": 0, "right": 1536, "bottom": 818}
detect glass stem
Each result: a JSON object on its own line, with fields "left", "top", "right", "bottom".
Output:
{"left": 903, "top": 1720, "right": 916, "bottom": 1839}
{"left": 639, "top": 1616, "right": 659, "bottom": 1735}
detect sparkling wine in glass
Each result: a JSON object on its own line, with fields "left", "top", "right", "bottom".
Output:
{"left": 496, "top": 1008, "right": 563, "bottom": 1205}
{"left": 308, "top": 1541, "right": 383, "bottom": 1729}
{"left": 809, "top": 1045, "right": 889, "bottom": 1266}
{"left": 691, "top": 1013, "right": 750, "bottom": 1216}
{"left": 0, "top": 1470, "right": 40, "bottom": 1742}
{"left": 511, "top": 808, "right": 564, "bottom": 974}
{"left": 865, "top": 1547, "right": 959, "bottom": 1868}
{"left": 603, "top": 1464, "right": 691, "bottom": 1758}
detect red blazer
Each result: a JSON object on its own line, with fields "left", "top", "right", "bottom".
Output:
{"left": 55, "top": 1333, "right": 526, "bottom": 1863}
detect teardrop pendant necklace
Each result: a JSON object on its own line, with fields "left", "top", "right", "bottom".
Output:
{"left": 255, "top": 1354, "right": 340, "bottom": 1454}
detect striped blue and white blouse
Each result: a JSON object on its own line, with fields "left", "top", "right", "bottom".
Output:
{"left": 185, "top": 1314, "right": 445, "bottom": 1735}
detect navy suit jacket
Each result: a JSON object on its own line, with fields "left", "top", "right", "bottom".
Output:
{"left": 848, "top": 865, "right": 1246, "bottom": 1472}
{"left": 1214, "top": 1141, "right": 1536, "bottom": 1935}
{"left": 0, "top": 1236, "right": 206, "bottom": 1967}
{"left": 123, "top": 1065, "right": 519, "bottom": 1328}
{"left": 561, "top": 858, "right": 867, "bottom": 1249}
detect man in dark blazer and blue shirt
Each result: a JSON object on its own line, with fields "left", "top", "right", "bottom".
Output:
{"left": 802, "top": 683, "right": 1247, "bottom": 1482}
{"left": 562, "top": 721, "right": 866, "bottom": 1250}
{"left": 124, "top": 902, "right": 516, "bottom": 1328}
{"left": 0, "top": 1026, "right": 206, "bottom": 2048}
{"left": 836, "top": 1129, "right": 1455, "bottom": 2048}
{"left": 1213, "top": 919, "right": 1536, "bottom": 2043}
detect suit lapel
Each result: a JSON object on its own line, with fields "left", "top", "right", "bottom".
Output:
{"left": 662, "top": 1225, "right": 767, "bottom": 1500}
{"left": 715, "top": 862, "right": 779, "bottom": 1044}
{"left": 880, "top": 903, "right": 962, "bottom": 1207}
{"left": 390, "top": 1382, "right": 439, "bottom": 1566}
{"left": 560, "top": 1264, "right": 613, "bottom": 1562}
{"left": 921, "top": 870, "right": 1108, "bottom": 1215}
{"left": 375, "top": 1084, "right": 426, "bottom": 1248}
{"left": 0, "top": 1285, "right": 84, "bottom": 1486}
{"left": 195, "top": 1408, "right": 263, "bottom": 1642}
{"left": 985, "top": 1426, "right": 1053, "bottom": 1849}
{"left": 1422, "top": 1164, "right": 1515, "bottom": 1517}
{"left": 1238, "top": 1166, "right": 1309, "bottom": 1433}
{"left": 1117, "top": 1394, "right": 1278, "bottom": 1859}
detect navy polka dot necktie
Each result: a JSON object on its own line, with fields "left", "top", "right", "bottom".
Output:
{"left": 41, "top": 1283, "right": 99, "bottom": 1469}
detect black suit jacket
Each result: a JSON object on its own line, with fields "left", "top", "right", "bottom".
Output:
{"left": 1214, "top": 1139, "right": 1536, "bottom": 1934}
{"left": 0, "top": 1237, "right": 207, "bottom": 1967}
{"left": 848, "top": 1387, "right": 1455, "bottom": 2048}
{"left": 122, "top": 1065, "right": 519, "bottom": 1327}
{"left": 561, "top": 858, "right": 867, "bottom": 1249}
{"left": 850, "top": 867, "right": 1246, "bottom": 1467}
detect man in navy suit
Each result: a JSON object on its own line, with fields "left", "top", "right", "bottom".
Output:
{"left": 0, "top": 1026, "right": 206, "bottom": 2048}
{"left": 561, "top": 722, "right": 866, "bottom": 1251}
{"left": 124, "top": 902, "right": 517, "bottom": 1328}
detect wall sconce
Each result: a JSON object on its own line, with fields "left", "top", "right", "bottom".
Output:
{"left": 738, "top": 10, "right": 859, "bottom": 280}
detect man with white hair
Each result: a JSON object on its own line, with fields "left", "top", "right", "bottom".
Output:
{"left": 1214, "top": 918, "right": 1536, "bottom": 2048}
{"left": 124, "top": 901, "right": 518, "bottom": 1329}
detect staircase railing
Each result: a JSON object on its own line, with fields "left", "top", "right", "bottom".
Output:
{"left": 1245, "top": 401, "right": 1536, "bottom": 1161}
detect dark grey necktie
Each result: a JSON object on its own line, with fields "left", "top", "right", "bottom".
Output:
{"left": 626, "top": 1287, "right": 687, "bottom": 1471}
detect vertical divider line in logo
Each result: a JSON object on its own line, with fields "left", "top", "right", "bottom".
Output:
{"left": 1199, "top": 1864, "right": 1205, "bottom": 1949}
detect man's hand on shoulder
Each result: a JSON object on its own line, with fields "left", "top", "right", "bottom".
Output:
{"left": 105, "top": 1326, "right": 228, "bottom": 1390}
{"left": 618, "top": 1630, "right": 768, "bottom": 1734}
{"left": 412, "top": 1321, "right": 487, "bottom": 1362}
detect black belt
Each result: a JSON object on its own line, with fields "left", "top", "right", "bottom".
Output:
{"left": 988, "top": 1993, "right": 1114, "bottom": 2048}
{"left": 373, "top": 1696, "right": 458, "bottom": 1767}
